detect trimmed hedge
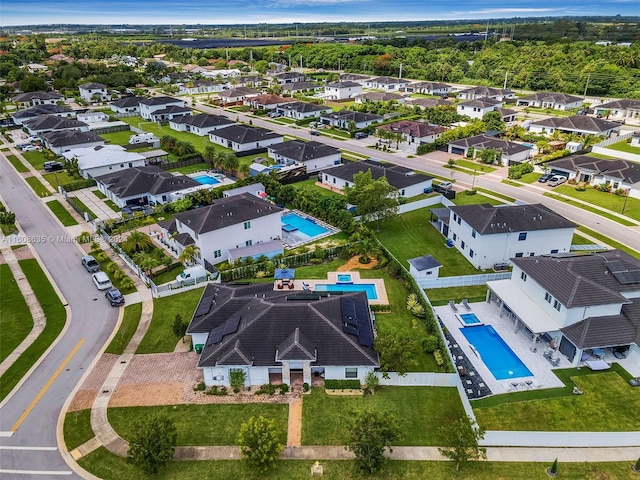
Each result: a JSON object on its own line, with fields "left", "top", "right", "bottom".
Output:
{"left": 61, "top": 178, "right": 96, "bottom": 192}
{"left": 325, "top": 379, "right": 361, "bottom": 389}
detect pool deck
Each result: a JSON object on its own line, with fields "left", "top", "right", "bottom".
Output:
{"left": 273, "top": 271, "right": 388, "bottom": 306}
{"left": 187, "top": 172, "right": 235, "bottom": 188}
{"left": 436, "top": 300, "right": 567, "bottom": 395}
{"left": 281, "top": 209, "right": 339, "bottom": 249}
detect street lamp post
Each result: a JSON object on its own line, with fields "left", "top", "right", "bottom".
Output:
{"left": 621, "top": 190, "right": 629, "bottom": 215}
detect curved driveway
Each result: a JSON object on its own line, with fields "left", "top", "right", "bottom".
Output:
{"left": 0, "top": 156, "right": 117, "bottom": 478}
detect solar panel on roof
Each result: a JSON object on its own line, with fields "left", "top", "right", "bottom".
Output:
{"left": 194, "top": 296, "right": 214, "bottom": 317}
{"left": 606, "top": 260, "right": 627, "bottom": 273}
{"left": 358, "top": 329, "right": 373, "bottom": 348}
{"left": 612, "top": 270, "right": 640, "bottom": 285}
{"left": 207, "top": 324, "right": 225, "bottom": 345}
{"left": 343, "top": 317, "right": 358, "bottom": 327}
{"left": 342, "top": 326, "right": 358, "bottom": 336}
{"left": 223, "top": 315, "right": 241, "bottom": 335}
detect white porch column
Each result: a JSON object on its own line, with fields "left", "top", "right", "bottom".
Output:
{"left": 282, "top": 362, "right": 291, "bottom": 386}
{"left": 303, "top": 362, "right": 312, "bottom": 385}
{"left": 572, "top": 348, "right": 583, "bottom": 367}
{"left": 485, "top": 289, "right": 491, "bottom": 303}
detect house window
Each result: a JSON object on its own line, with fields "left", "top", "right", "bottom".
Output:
{"left": 521, "top": 272, "right": 527, "bottom": 281}
{"left": 469, "top": 249, "right": 474, "bottom": 258}
{"left": 471, "top": 229, "right": 476, "bottom": 238}
{"left": 515, "top": 252, "right": 523, "bottom": 257}
{"left": 545, "top": 292, "right": 552, "bottom": 303}
{"left": 214, "top": 250, "right": 221, "bottom": 258}
{"left": 244, "top": 221, "right": 251, "bottom": 230}
{"left": 345, "top": 368, "right": 358, "bottom": 379}
{"left": 530, "top": 252, "right": 535, "bottom": 256}
{"left": 553, "top": 300, "right": 561, "bottom": 312}
{"left": 457, "top": 217, "right": 461, "bottom": 225}
{"left": 461, "top": 241, "right": 465, "bottom": 250}
{"left": 401, "top": 189, "right": 405, "bottom": 196}
{"left": 452, "top": 233, "right": 457, "bottom": 241}
{"left": 453, "top": 214, "right": 458, "bottom": 222}
{"left": 551, "top": 249, "right": 559, "bottom": 254}
{"left": 518, "top": 232, "right": 527, "bottom": 241}
{"left": 246, "top": 240, "right": 252, "bottom": 246}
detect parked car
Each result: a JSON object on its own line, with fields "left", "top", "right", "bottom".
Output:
{"left": 176, "top": 265, "right": 207, "bottom": 283}
{"left": 20, "top": 144, "right": 38, "bottom": 152}
{"left": 438, "top": 181, "right": 453, "bottom": 190}
{"left": 268, "top": 111, "right": 281, "bottom": 118}
{"left": 630, "top": 377, "right": 640, "bottom": 387}
{"left": 354, "top": 132, "right": 368, "bottom": 139}
{"left": 92, "top": 271, "right": 112, "bottom": 290}
{"left": 81, "top": 255, "right": 100, "bottom": 273}
{"left": 310, "top": 130, "right": 321, "bottom": 136}
{"left": 538, "top": 173, "right": 553, "bottom": 183}
{"left": 105, "top": 287, "right": 125, "bottom": 306}
{"left": 547, "top": 175, "right": 567, "bottom": 187}
{"left": 43, "top": 161, "right": 64, "bottom": 172}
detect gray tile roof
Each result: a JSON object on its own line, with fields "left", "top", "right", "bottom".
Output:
{"left": 448, "top": 134, "right": 530, "bottom": 156}
{"left": 458, "top": 98, "right": 502, "bottom": 108}
{"left": 356, "top": 92, "right": 404, "bottom": 102}
{"left": 281, "top": 81, "right": 321, "bottom": 91}
{"left": 530, "top": 115, "right": 620, "bottom": 134}
{"left": 150, "top": 106, "right": 191, "bottom": 115}
{"left": 405, "top": 97, "right": 452, "bottom": 108}
{"left": 512, "top": 250, "right": 640, "bottom": 308}
{"left": 561, "top": 311, "right": 638, "bottom": 349}
{"left": 219, "top": 87, "right": 260, "bottom": 98}
{"left": 326, "top": 81, "right": 361, "bottom": 88}
{"left": 408, "top": 255, "right": 442, "bottom": 271}
{"left": 450, "top": 203, "right": 575, "bottom": 235}
{"left": 320, "top": 110, "right": 383, "bottom": 123}
{"left": 457, "top": 86, "right": 513, "bottom": 97}
{"left": 277, "top": 101, "right": 329, "bottom": 114}
{"left": 41, "top": 130, "right": 103, "bottom": 147}
{"left": 380, "top": 121, "right": 446, "bottom": 138}
{"left": 211, "top": 124, "right": 282, "bottom": 144}
{"left": 596, "top": 99, "right": 640, "bottom": 111}
{"left": 95, "top": 166, "right": 200, "bottom": 198}
{"left": 173, "top": 192, "right": 283, "bottom": 234}
{"left": 111, "top": 96, "right": 143, "bottom": 108}
{"left": 368, "top": 76, "right": 410, "bottom": 85}
{"left": 23, "top": 115, "right": 88, "bottom": 132}
{"left": 268, "top": 140, "right": 340, "bottom": 162}
{"left": 546, "top": 154, "right": 640, "bottom": 184}
{"left": 139, "top": 96, "right": 182, "bottom": 106}
{"left": 12, "top": 104, "right": 73, "bottom": 119}
{"left": 79, "top": 82, "right": 106, "bottom": 89}
{"left": 518, "top": 92, "right": 582, "bottom": 105}
{"left": 190, "top": 283, "right": 379, "bottom": 368}
{"left": 12, "top": 91, "right": 64, "bottom": 102}
{"left": 322, "top": 159, "right": 432, "bottom": 189}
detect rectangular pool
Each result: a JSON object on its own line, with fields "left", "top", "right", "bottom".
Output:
{"left": 457, "top": 312, "right": 482, "bottom": 326}
{"left": 315, "top": 283, "right": 378, "bottom": 300}
{"left": 460, "top": 325, "right": 532, "bottom": 380}
{"left": 282, "top": 212, "right": 329, "bottom": 239}
{"left": 192, "top": 174, "right": 221, "bottom": 185}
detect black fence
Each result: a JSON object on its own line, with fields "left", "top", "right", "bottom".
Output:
{"left": 92, "top": 124, "right": 131, "bottom": 135}
{"left": 155, "top": 156, "right": 206, "bottom": 171}
{"left": 236, "top": 147, "right": 267, "bottom": 157}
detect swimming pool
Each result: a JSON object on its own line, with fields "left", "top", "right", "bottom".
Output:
{"left": 460, "top": 325, "right": 532, "bottom": 380}
{"left": 337, "top": 274, "right": 353, "bottom": 283}
{"left": 192, "top": 174, "right": 221, "bottom": 185}
{"left": 457, "top": 312, "right": 482, "bottom": 326}
{"left": 315, "top": 283, "right": 378, "bottom": 300}
{"left": 281, "top": 213, "right": 329, "bottom": 239}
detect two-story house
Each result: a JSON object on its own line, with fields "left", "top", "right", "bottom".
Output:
{"left": 267, "top": 140, "right": 341, "bottom": 173}
{"left": 62, "top": 144, "right": 146, "bottom": 179}
{"left": 139, "top": 96, "right": 190, "bottom": 121}
{"left": 363, "top": 76, "right": 410, "bottom": 92}
{"left": 456, "top": 98, "right": 503, "bottom": 120}
{"left": 79, "top": 82, "right": 109, "bottom": 103}
{"left": 319, "top": 110, "right": 383, "bottom": 130}
{"left": 324, "top": 81, "right": 362, "bottom": 100}
{"left": 456, "top": 86, "right": 514, "bottom": 101}
{"left": 275, "top": 102, "right": 331, "bottom": 120}
{"left": 443, "top": 203, "right": 576, "bottom": 270}
{"left": 110, "top": 96, "right": 143, "bottom": 115}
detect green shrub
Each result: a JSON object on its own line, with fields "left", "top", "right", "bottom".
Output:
{"left": 193, "top": 381, "right": 206, "bottom": 391}
{"left": 421, "top": 336, "right": 439, "bottom": 353}
{"left": 255, "top": 384, "right": 277, "bottom": 395}
{"left": 229, "top": 369, "right": 247, "bottom": 393}
{"left": 434, "top": 349, "right": 444, "bottom": 367}
{"left": 325, "top": 379, "right": 361, "bottom": 390}
{"left": 302, "top": 382, "right": 309, "bottom": 392}
{"left": 278, "top": 384, "right": 289, "bottom": 394}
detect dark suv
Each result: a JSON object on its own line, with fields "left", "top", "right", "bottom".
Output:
{"left": 105, "top": 288, "right": 125, "bottom": 307}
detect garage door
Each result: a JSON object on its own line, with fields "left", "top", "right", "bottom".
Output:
{"left": 450, "top": 147, "right": 465, "bottom": 155}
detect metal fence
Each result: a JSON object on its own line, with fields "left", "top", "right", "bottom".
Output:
{"left": 593, "top": 131, "right": 633, "bottom": 148}
{"left": 417, "top": 272, "right": 512, "bottom": 289}
{"left": 375, "top": 372, "right": 459, "bottom": 386}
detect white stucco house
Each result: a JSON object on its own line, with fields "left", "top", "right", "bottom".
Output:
{"left": 139, "top": 96, "right": 190, "bottom": 121}
{"left": 319, "top": 110, "right": 383, "bottom": 130}
{"left": 12, "top": 91, "right": 64, "bottom": 108}
{"left": 76, "top": 111, "right": 108, "bottom": 124}
{"left": 208, "top": 125, "right": 283, "bottom": 152}
{"left": 11, "top": 104, "right": 76, "bottom": 126}
{"left": 516, "top": 92, "right": 584, "bottom": 111}
{"left": 456, "top": 98, "right": 503, "bottom": 120}
{"left": 275, "top": 102, "right": 331, "bottom": 120}
{"left": 447, "top": 134, "right": 533, "bottom": 166}
{"left": 267, "top": 140, "right": 341, "bottom": 173}
{"left": 22, "top": 115, "right": 89, "bottom": 136}
{"left": 324, "top": 81, "right": 362, "bottom": 100}
{"left": 404, "top": 82, "right": 451, "bottom": 95}
{"left": 363, "top": 76, "right": 410, "bottom": 92}
{"left": 379, "top": 121, "right": 447, "bottom": 147}
{"left": 441, "top": 203, "right": 576, "bottom": 270}
{"left": 244, "top": 94, "right": 295, "bottom": 111}
{"left": 456, "top": 86, "right": 514, "bottom": 101}
{"left": 486, "top": 250, "right": 640, "bottom": 368}
{"left": 158, "top": 193, "right": 283, "bottom": 267}
{"left": 218, "top": 87, "right": 261, "bottom": 105}
{"left": 79, "top": 82, "right": 108, "bottom": 103}
{"left": 62, "top": 144, "right": 146, "bottom": 179}
{"left": 169, "top": 114, "right": 234, "bottom": 136}
{"left": 320, "top": 159, "right": 432, "bottom": 198}
{"left": 110, "top": 96, "right": 143, "bottom": 115}
{"left": 528, "top": 116, "right": 621, "bottom": 138}
{"left": 186, "top": 282, "right": 379, "bottom": 387}
{"left": 593, "top": 99, "right": 640, "bottom": 121}
{"left": 40, "top": 130, "right": 105, "bottom": 155}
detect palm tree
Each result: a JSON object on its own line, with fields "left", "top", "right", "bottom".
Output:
{"left": 122, "top": 231, "right": 153, "bottom": 255}
{"left": 349, "top": 237, "right": 378, "bottom": 264}
{"left": 137, "top": 254, "right": 160, "bottom": 276}
{"left": 179, "top": 245, "right": 201, "bottom": 265}
{"left": 203, "top": 146, "right": 218, "bottom": 169}
{"left": 219, "top": 152, "right": 239, "bottom": 176}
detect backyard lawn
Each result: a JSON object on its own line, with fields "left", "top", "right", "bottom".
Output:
{"left": 0, "top": 264, "right": 32, "bottom": 363}
{"left": 100, "top": 130, "right": 135, "bottom": 146}
{"left": 473, "top": 368, "right": 640, "bottom": 431}
{"left": 552, "top": 185, "right": 640, "bottom": 222}
{"left": 46, "top": 200, "right": 79, "bottom": 226}
{"left": 108, "top": 403, "right": 288, "bottom": 445}
{"left": 78, "top": 448, "right": 640, "bottom": 480}
{"left": 302, "top": 386, "right": 465, "bottom": 445}
{"left": 375, "top": 207, "right": 481, "bottom": 276}
{"left": 42, "top": 171, "right": 75, "bottom": 189}
{"left": 136, "top": 287, "right": 204, "bottom": 353}
{"left": 104, "top": 303, "right": 142, "bottom": 355}
{"left": 425, "top": 285, "right": 488, "bottom": 306}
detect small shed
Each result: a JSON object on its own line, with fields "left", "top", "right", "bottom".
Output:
{"left": 249, "top": 162, "right": 272, "bottom": 176}
{"left": 408, "top": 255, "right": 442, "bottom": 280}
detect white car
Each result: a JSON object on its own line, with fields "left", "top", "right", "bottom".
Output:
{"left": 547, "top": 175, "right": 567, "bottom": 187}
{"left": 92, "top": 271, "right": 112, "bottom": 290}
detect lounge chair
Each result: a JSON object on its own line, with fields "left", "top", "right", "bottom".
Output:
{"left": 302, "top": 282, "right": 311, "bottom": 291}
{"left": 550, "top": 357, "right": 561, "bottom": 367}
{"left": 543, "top": 350, "right": 553, "bottom": 360}
{"left": 449, "top": 300, "right": 458, "bottom": 312}
{"left": 592, "top": 348, "right": 606, "bottom": 359}
{"left": 462, "top": 299, "right": 471, "bottom": 311}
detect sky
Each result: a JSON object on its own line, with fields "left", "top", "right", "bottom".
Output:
{"left": 1, "top": 0, "right": 639, "bottom": 26}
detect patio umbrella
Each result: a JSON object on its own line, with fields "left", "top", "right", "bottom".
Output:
{"left": 274, "top": 268, "right": 295, "bottom": 280}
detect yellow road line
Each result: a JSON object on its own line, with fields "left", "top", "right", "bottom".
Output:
{"left": 11, "top": 338, "right": 85, "bottom": 432}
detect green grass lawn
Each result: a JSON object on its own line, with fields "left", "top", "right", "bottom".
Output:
{"left": 523, "top": 107, "right": 576, "bottom": 117}
{"left": 473, "top": 367, "right": 640, "bottom": 431}
{"left": 45, "top": 200, "right": 79, "bottom": 226}
{"left": 100, "top": 130, "right": 134, "bottom": 146}
{"left": 6, "top": 154, "right": 29, "bottom": 172}
{"left": 25, "top": 176, "right": 52, "bottom": 197}
{"left": 64, "top": 409, "right": 94, "bottom": 451}
{"left": 571, "top": 232, "right": 595, "bottom": 245}
{"left": 68, "top": 196, "right": 97, "bottom": 220}
{"left": 587, "top": 152, "right": 618, "bottom": 160}
{"left": 475, "top": 187, "right": 515, "bottom": 203}
{"left": 302, "top": 386, "right": 464, "bottom": 445}
{"left": 552, "top": 185, "right": 640, "bottom": 222}
{"left": 136, "top": 287, "right": 204, "bottom": 353}
{"left": 78, "top": 448, "right": 640, "bottom": 480}
{"left": 576, "top": 226, "right": 640, "bottom": 260}
{"left": 375, "top": 207, "right": 480, "bottom": 276}
{"left": 42, "top": 171, "right": 75, "bottom": 189}
{"left": 451, "top": 191, "right": 503, "bottom": 206}
{"left": 92, "top": 189, "right": 120, "bottom": 211}
{"left": 104, "top": 303, "right": 142, "bottom": 355}
{"left": 92, "top": 189, "right": 107, "bottom": 199}
{"left": 519, "top": 172, "right": 542, "bottom": 183}
{"left": 21, "top": 150, "right": 48, "bottom": 170}
{"left": 0, "top": 259, "right": 66, "bottom": 400}
{"left": 425, "top": 285, "right": 488, "bottom": 306}
{"left": 453, "top": 159, "right": 497, "bottom": 173}
{"left": 292, "top": 258, "right": 345, "bottom": 278}
{"left": 605, "top": 139, "right": 640, "bottom": 155}
{"left": 149, "top": 263, "right": 184, "bottom": 285}
{"left": 292, "top": 178, "right": 344, "bottom": 199}
{"left": 544, "top": 192, "right": 636, "bottom": 227}
{"left": 167, "top": 162, "right": 210, "bottom": 175}
{"left": 0, "top": 264, "right": 32, "bottom": 363}
{"left": 108, "top": 403, "right": 288, "bottom": 445}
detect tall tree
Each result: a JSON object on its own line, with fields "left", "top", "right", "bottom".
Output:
{"left": 178, "top": 245, "right": 200, "bottom": 265}
{"left": 127, "top": 416, "right": 177, "bottom": 475}
{"left": 438, "top": 415, "right": 486, "bottom": 472}
{"left": 374, "top": 331, "right": 419, "bottom": 376}
{"left": 344, "top": 170, "right": 399, "bottom": 232}
{"left": 237, "top": 415, "right": 283, "bottom": 472}
{"left": 346, "top": 408, "right": 401, "bottom": 474}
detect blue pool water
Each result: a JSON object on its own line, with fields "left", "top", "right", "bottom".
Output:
{"left": 192, "top": 174, "right": 221, "bottom": 185}
{"left": 281, "top": 213, "right": 329, "bottom": 238}
{"left": 459, "top": 313, "right": 482, "bottom": 326}
{"left": 460, "top": 325, "right": 532, "bottom": 380}
{"left": 337, "top": 274, "right": 353, "bottom": 283}
{"left": 315, "top": 283, "right": 378, "bottom": 300}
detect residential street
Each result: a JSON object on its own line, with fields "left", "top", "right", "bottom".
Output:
{"left": 0, "top": 155, "right": 117, "bottom": 479}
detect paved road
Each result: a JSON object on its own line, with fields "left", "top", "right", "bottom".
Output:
{"left": 0, "top": 156, "right": 118, "bottom": 479}
{"left": 197, "top": 102, "right": 640, "bottom": 253}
